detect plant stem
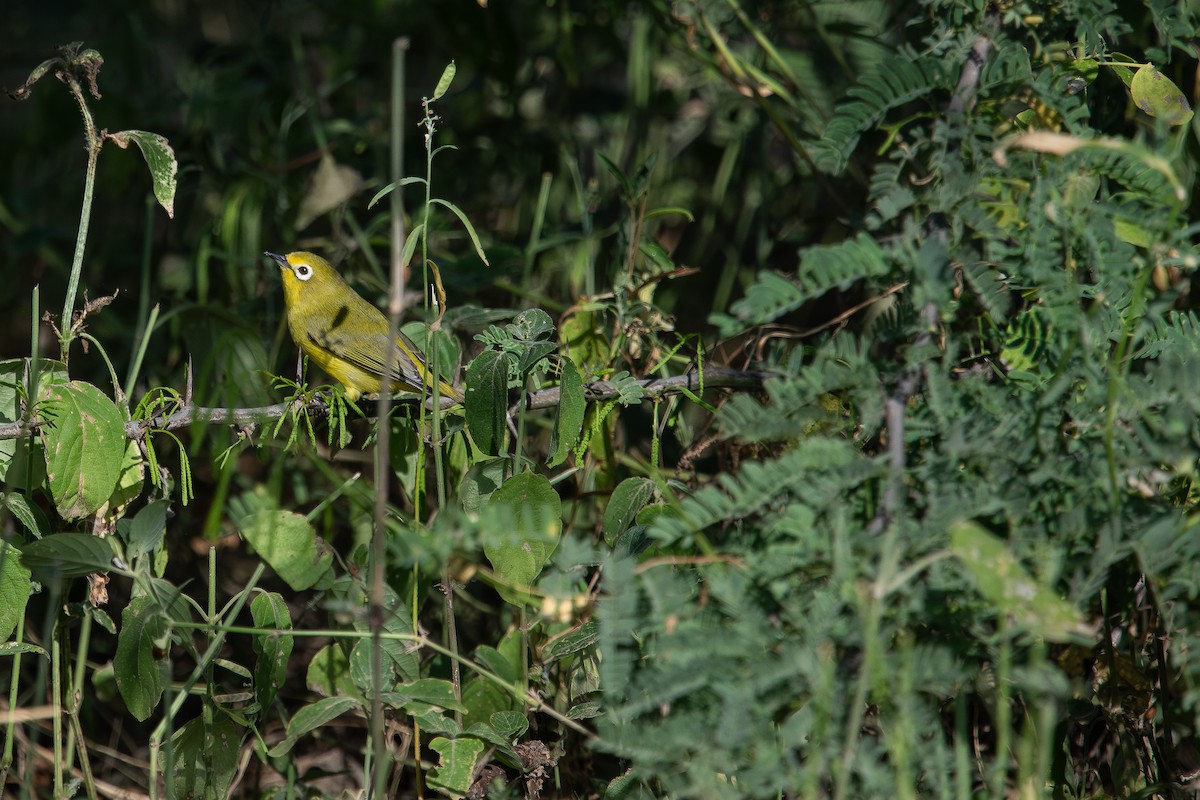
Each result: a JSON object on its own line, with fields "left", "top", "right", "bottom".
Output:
{"left": 61, "top": 73, "right": 103, "bottom": 363}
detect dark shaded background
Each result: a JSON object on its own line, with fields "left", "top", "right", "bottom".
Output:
{"left": 2, "top": 0, "right": 862, "bottom": 417}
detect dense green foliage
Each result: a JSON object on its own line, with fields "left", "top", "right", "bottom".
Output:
{"left": 3, "top": 0, "right": 1200, "bottom": 798}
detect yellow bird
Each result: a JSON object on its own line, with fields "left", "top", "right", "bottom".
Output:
{"left": 266, "top": 251, "right": 462, "bottom": 403}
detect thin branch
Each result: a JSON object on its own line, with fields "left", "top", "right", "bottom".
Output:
{"left": 866, "top": 16, "right": 995, "bottom": 537}
{"left": 0, "top": 368, "right": 775, "bottom": 441}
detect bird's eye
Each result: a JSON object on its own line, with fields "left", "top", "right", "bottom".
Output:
{"left": 294, "top": 265, "right": 313, "bottom": 281}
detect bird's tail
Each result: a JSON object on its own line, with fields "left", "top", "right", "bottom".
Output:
{"left": 435, "top": 377, "right": 464, "bottom": 404}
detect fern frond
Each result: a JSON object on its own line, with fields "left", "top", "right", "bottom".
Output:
{"left": 960, "top": 260, "right": 1012, "bottom": 323}
{"left": 1134, "top": 310, "right": 1200, "bottom": 360}
{"left": 716, "top": 233, "right": 890, "bottom": 335}
{"left": 867, "top": 160, "right": 918, "bottom": 228}
{"left": 718, "top": 341, "right": 881, "bottom": 443}
{"left": 814, "top": 53, "right": 953, "bottom": 174}
{"left": 651, "top": 438, "right": 873, "bottom": 548}
{"left": 1087, "top": 150, "right": 1176, "bottom": 205}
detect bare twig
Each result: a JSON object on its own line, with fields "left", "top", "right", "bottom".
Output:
{"left": 0, "top": 368, "right": 775, "bottom": 441}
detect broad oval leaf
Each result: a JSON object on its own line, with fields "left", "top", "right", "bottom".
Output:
{"left": 950, "top": 521, "right": 1089, "bottom": 643}
{"left": 483, "top": 472, "right": 562, "bottom": 606}
{"left": 306, "top": 643, "right": 357, "bottom": 698}
{"left": 427, "top": 736, "right": 486, "bottom": 798}
{"left": 0, "top": 540, "right": 32, "bottom": 641}
{"left": 287, "top": 696, "right": 361, "bottom": 740}
{"left": 115, "top": 595, "right": 168, "bottom": 721}
{"left": 251, "top": 591, "right": 294, "bottom": 714}
{"left": 172, "top": 716, "right": 241, "bottom": 800}
{"left": 1130, "top": 64, "right": 1193, "bottom": 126}
{"left": 603, "top": 477, "right": 656, "bottom": 546}
{"left": 239, "top": 510, "right": 334, "bottom": 591}
{"left": 0, "top": 358, "right": 66, "bottom": 489}
{"left": 489, "top": 710, "right": 529, "bottom": 740}
{"left": 39, "top": 381, "right": 126, "bottom": 520}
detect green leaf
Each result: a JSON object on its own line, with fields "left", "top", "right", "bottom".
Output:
{"left": 603, "top": 477, "right": 656, "bottom": 546}
{"left": 814, "top": 54, "right": 952, "bottom": 173}
{"left": 543, "top": 620, "right": 599, "bottom": 663}
{"left": 348, "top": 588, "right": 420, "bottom": 687}
{"left": 596, "top": 151, "right": 633, "bottom": 197}
{"left": 39, "top": 381, "right": 127, "bottom": 520}
{"left": 461, "top": 456, "right": 509, "bottom": 514}
{"left": 122, "top": 499, "right": 168, "bottom": 560}
{"left": 489, "top": 710, "right": 529, "bottom": 740}
{"left": 717, "top": 233, "right": 889, "bottom": 336}
{"left": 1130, "top": 64, "right": 1193, "bottom": 126}
{"left": 115, "top": 595, "right": 167, "bottom": 721}
{"left": 388, "top": 678, "right": 467, "bottom": 712}
{"left": 239, "top": 510, "right": 334, "bottom": 591}
{"left": 1106, "top": 52, "right": 1139, "bottom": 87}
{"left": 483, "top": 472, "right": 562, "bottom": 606}
{"left": 107, "top": 130, "right": 178, "bottom": 218}
{"left": 430, "top": 197, "right": 489, "bottom": 266}
{"left": 462, "top": 635, "right": 523, "bottom": 723}
{"left": 465, "top": 350, "right": 510, "bottom": 456}
{"left": 251, "top": 591, "right": 293, "bottom": 715}
{"left": 509, "top": 309, "right": 558, "bottom": 374}
{"left": 402, "top": 221, "right": 425, "bottom": 268}
{"left": 0, "top": 359, "right": 66, "bottom": 490}
{"left": 509, "top": 308, "right": 555, "bottom": 341}
{"left": 306, "top": 643, "right": 357, "bottom": 698}
{"left": 171, "top": 715, "right": 242, "bottom": 800}
{"left": 950, "top": 521, "right": 1089, "bottom": 643}
{"left": 367, "top": 175, "right": 426, "bottom": 209}
{"left": 560, "top": 308, "right": 611, "bottom": 371}
{"left": 290, "top": 695, "right": 361, "bottom": 737}
{"left": 0, "top": 541, "right": 31, "bottom": 641}
{"left": 569, "top": 701, "right": 601, "bottom": 720}
{"left": 0, "top": 642, "right": 48, "bottom": 658}
{"left": 427, "top": 736, "right": 487, "bottom": 798}
{"left": 2, "top": 492, "right": 49, "bottom": 539}
{"left": 105, "top": 439, "right": 146, "bottom": 521}
{"left": 19, "top": 533, "right": 113, "bottom": 581}
{"left": 548, "top": 359, "right": 586, "bottom": 467}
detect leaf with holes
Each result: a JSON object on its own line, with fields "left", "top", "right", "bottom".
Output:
{"left": 108, "top": 130, "right": 178, "bottom": 218}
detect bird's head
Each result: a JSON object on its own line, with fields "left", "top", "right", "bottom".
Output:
{"left": 265, "top": 251, "right": 345, "bottom": 306}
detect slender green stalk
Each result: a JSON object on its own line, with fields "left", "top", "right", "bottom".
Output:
{"left": 992, "top": 620, "right": 1012, "bottom": 798}
{"left": 67, "top": 709, "right": 99, "bottom": 800}
{"left": 1, "top": 613, "right": 25, "bottom": 785}
{"left": 149, "top": 562, "right": 266, "bottom": 799}
{"left": 60, "top": 73, "right": 104, "bottom": 363}
{"left": 78, "top": 333, "right": 125, "bottom": 406}
{"left": 51, "top": 628, "right": 63, "bottom": 797}
{"left": 523, "top": 172, "right": 554, "bottom": 288}
{"left": 124, "top": 304, "right": 160, "bottom": 404}
{"left": 63, "top": 611, "right": 94, "bottom": 785}
{"left": 128, "top": 193, "right": 155, "bottom": 390}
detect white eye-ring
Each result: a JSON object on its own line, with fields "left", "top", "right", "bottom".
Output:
{"left": 294, "top": 264, "right": 313, "bottom": 281}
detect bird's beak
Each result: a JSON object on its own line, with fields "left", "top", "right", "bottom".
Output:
{"left": 264, "top": 251, "right": 288, "bottom": 269}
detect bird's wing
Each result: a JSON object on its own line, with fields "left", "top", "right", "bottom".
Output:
{"left": 309, "top": 326, "right": 431, "bottom": 390}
